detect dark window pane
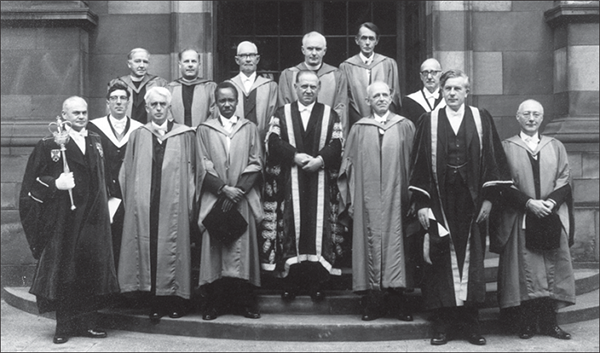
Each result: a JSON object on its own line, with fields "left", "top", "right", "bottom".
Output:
{"left": 373, "top": 2, "right": 397, "bottom": 35}
{"left": 280, "top": 36, "right": 303, "bottom": 72}
{"left": 280, "top": 2, "right": 303, "bottom": 35}
{"left": 375, "top": 36, "right": 396, "bottom": 62}
{"left": 228, "top": 1, "right": 254, "bottom": 31}
{"left": 325, "top": 37, "right": 348, "bottom": 67}
{"left": 348, "top": 2, "right": 371, "bottom": 35}
{"left": 256, "top": 37, "right": 280, "bottom": 74}
{"left": 323, "top": 2, "right": 347, "bottom": 36}
{"left": 255, "top": 1, "right": 280, "bottom": 35}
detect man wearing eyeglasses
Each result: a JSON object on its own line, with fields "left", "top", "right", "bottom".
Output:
{"left": 491, "top": 99, "right": 575, "bottom": 341}
{"left": 89, "top": 81, "right": 143, "bottom": 268}
{"left": 119, "top": 87, "right": 204, "bottom": 323}
{"left": 278, "top": 32, "right": 347, "bottom": 138}
{"left": 340, "top": 22, "right": 401, "bottom": 136}
{"left": 227, "top": 41, "right": 278, "bottom": 142}
{"left": 168, "top": 48, "right": 217, "bottom": 127}
{"left": 108, "top": 48, "right": 168, "bottom": 124}
{"left": 401, "top": 58, "right": 446, "bottom": 125}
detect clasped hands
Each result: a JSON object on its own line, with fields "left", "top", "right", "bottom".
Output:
{"left": 294, "top": 152, "right": 323, "bottom": 172}
{"left": 220, "top": 185, "right": 244, "bottom": 212}
{"left": 526, "top": 199, "right": 555, "bottom": 218}
{"left": 416, "top": 200, "right": 493, "bottom": 229}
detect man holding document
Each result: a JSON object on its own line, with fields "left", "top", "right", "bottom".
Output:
{"left": 409, "top": 69, "right": 511, "bottom": 346}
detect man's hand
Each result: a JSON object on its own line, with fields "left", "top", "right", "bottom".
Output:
{"left": 527, "top": 199, "right": 553, "bottom": 218}
{"left": 302, "top": 156, "right": 323, "bottom": 172}
{"left": 221, "top": 185, "right": 244, "bottom": 204}
{"left": 294, "top": 152, "right": 312, "bottom": 167}
{"left": 221, "top": 198, "right": 235, "bottom": 212}
{"left": 476, "top": 200, "right": 492, "bottom": 223}
{"left": 418, "top": 208, "right": 430, "bottom": 229}
{"left": 55, "top": 172, "right": 75, "bottom": 190}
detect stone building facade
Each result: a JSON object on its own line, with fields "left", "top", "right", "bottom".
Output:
{"left": 1, "top": 1, "right": 598, "bottom": 287}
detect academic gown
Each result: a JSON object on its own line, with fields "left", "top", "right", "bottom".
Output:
{"left": 278, "top": 62, "right": 347, "bottom": 136}
{"left": 339, "top": 54, "right": 401, "bottom": 133}
{"left": 118, "top": 123, "right": 203, "bottom": 299}
{"left": 88, "top": 115, "right": 143, "bottom": 267}
{"left": 19, "top": 132, "right": 119, "bottom": 313}
{"left": 108, "top": 74, "right": 168, "bottom": 123}
{"left": 400, "top": 89, "right": 445, "bottom": 125}
{"left": 409, "top": 106, "right": 512, "bottom": 310}
{"left": 196, "top": 117, "right": 264, "bottom": 287}
{"left": 263, "top": 102, "right": 344, "bottom": 276}
{"left": 229, "top": 73, "right": 278, "bottom": 142}
{"left": 490, "top": 135, "right": 575, "bottom": 309}
{"left": 168, "top": 77, "right": 217, "bottom": 127}
{"left": 338, "top": 114, "right": 415, "bottom": 292}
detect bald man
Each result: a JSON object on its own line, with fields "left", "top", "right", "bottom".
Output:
{"left": 492, "top": 99, "right": 575, "bottom": 340}
{"left": 108, "top": 48, "right": 168, "bottom": 124}
{"left": 338, "top": 81, "right": 415, "bottom": 322}
{"left": 278, "top": 31, "right": 347, "bottom": 135}
{"left": 228, "top": 41, "right": 278, "bottom": 141}
{"left": 401, "top": 58, "right": 446, "bottom": 124}
{"left": 20, "top": 96, "right": 119, "bottom": 343}
{"left": 168, "top": 48, "right": 217, "bottom": 127}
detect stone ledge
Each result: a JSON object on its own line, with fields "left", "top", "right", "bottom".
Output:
{"left": 545, "top": 1, "right": 600, "bottom": 28}
{"left": 0, "top": 3, "right": 97, "bottom": 31}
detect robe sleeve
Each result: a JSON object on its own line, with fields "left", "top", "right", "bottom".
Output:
{"left": 203, "top": 173, "right": 226, "bottom": 195}
{"left": 277, "top": 69, "right": 294, "bottom": 107}
{"left": 318, "top": 110, "right": 343, "bottom": 170}
{"left": 409, "top": 114, "right": 433, "bottom": 210}
{"left": 267, "top": 111, "right": 296, "bottom": 164}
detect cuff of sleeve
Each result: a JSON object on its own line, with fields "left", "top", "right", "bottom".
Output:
{"left": 317, "top": 155, "right": 325, "bottom": 169}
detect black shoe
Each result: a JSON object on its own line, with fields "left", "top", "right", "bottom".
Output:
{"left": 149, "top": 310, "right": 162, "bottom": 323}
{"left": 202, "top": 307, "right": 219, "bottom": 321}
{"left": 430, "top": 332, "right": 448, "bottom": 345}
{"left": 241, "top": 307, "right": 261, "bottom": 319}
{"left": 519, "top": 325, "right": 535, "bottom": 339}
{"left": 467, "top": 333, "right": 486, "bottom": 345}
{"left": 168, "top": 310, "right": 184, "bottom": 319}
{"left": 79, "top": 329, "right": 108, "bottom": 339}
{"left": 542, "top": 325, "right": 571, "bottom": 340}
{"left": 310, "top": 290, "right": 325, "bottom": 302}
{"left": 281, "top": 290, "right": 296, "bottom": 301}
{"left": 53, "top": 335, "right": 69, "bottom": 344}
{"left": 361, "top": 308, "right": 383, "bottom": 321}
{"left": 397, "top": 311, "right": 413, "bottom": 322}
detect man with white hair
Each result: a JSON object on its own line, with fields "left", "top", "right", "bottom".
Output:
{"left": 228, "top": 41, "right": 278, "bottom": 141}
{"left": 492, "top": 99, "right": 575, "bottom": 341}
{"left": 401, "top": 58, "right": 446, "bottom": 124}
{"left": 119, "top": 87, "right": 204, "bottom": 323}
{"left": 278, "top": 31, "right": 347, "bottom": 135}
{"left": 338, "top": 81, "right": 415, "bottom": 322}
{"left": 168, "top": 48, "right": 217, "bottom": 127}
{"left": 108, "top": 48, "right": 168, "bottom": 124}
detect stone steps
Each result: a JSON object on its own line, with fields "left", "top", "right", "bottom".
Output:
{"left": 2, "top": 268, "right": 597, "bottom": 342}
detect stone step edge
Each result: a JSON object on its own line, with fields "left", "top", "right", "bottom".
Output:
{"left": 3, "top": 286, "right": 598, "bottom": 342}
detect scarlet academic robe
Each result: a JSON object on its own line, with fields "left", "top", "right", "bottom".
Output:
{"left": 338, "top": 114, "right": 415, "bottom": 292}
{"left": 108, "top": 74, "right": 168, "bottom": 123}
{"left": 118, "top": 123, "right": 203, "bottom": 299}
{"left": 400, "top": 89, "right": 446, "bottom": 125}
{"left": 19, "top": 133, "right": 119, "bottom": 313}
{"left": 229, "top": 73, "right": 278, "bottom": 142}
{"left": 263, "top": 102, "right": 344, "bottom": 276}
{"left": 339, "top": 54, "right": 401, "bottom": 133}
{"left": 278, "top": 62, "right": 347, "bottom": 136}
{"left": 168, "top": 78, "right": 217, "bottom": 127}
{"left": 491, "top": 135, "right": 575, "bottom": 309}
{"left": 196, "top": 117, "right": 264, "bottom": 287}
{"left": 409, "top": 106, "right": 511, "bottom": 310}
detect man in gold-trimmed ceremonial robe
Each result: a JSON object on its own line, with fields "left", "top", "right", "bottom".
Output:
{"left": 118, "top": 87, "right": 203, "bottom": 323}
{"left": 19, "top": 96, "right": 119, "bottom": 344}
{"left": 491, "top": 99, "right": 575, "bottom": 340}
{"left": 409, "top": 70, "right": 512, "bottom": 346}
{"left": 197, "top": 81, "right": 264, "bottom": 321}
{"left": 338, "top": 81, "right": 415, "bottom": 322}
{"left": 264, "top": 70, "right": 343, "bottom": 302}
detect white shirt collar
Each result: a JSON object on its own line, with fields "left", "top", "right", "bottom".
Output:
{"left": 359, "top": 52, "right": 374, "bottom": 65}
{"left": 304, "top": 62, "right": 322, "bottom": 71}
{"left": 242, "top": 72, "right": 256, "bottom": 82}
{"left": 298, "top": 101, "right": 315, "bottom": 113}
{"left": 423, "top": 88, "right": 440, "bottom": 100}
{"left": 219, "top": 114, "right": 238, "bottom": 132}
{"left": 69, "top": 128, "right": 87, "bottom": 153}
{"left": 151, "top": 120, "right": 168, "bottom": 135}
{"left": 373, "top": 111, "right": 390, "bottom": 124}
{"left": 445, "top": 104, "right": 465, "bottom": 119}
{"left": 520, "top": 131, "right": 540, "bottom": 145}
